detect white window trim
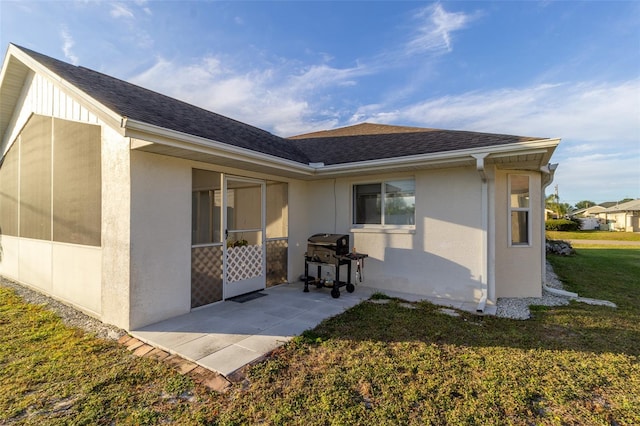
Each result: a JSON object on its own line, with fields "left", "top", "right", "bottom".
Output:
{"left": 351, "top": 177, "right": 416, "bottom": 230}
{"left": 508, "top": 174, "right": 532, "bottom": 247}
{"left": 350, "top": 226, "right": 415, "bottom": 234}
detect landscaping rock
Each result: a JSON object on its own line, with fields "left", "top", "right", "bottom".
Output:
{"left": 546, "top": 239, "right": 575, "bottom": 256}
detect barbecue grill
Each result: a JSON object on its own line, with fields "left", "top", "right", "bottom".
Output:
{"left": 304, "top": 233, "right": 367, "bottom": 298}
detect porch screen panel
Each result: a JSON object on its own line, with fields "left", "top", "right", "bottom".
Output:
{"left": 0, "top": 141, "right": 20, "bottom": 236}
{"left": 191, "top": 169, "right": 223, "bottom": 307}
{"left": 191, "top": 169, "right": 222, "bottom": 245}
{"left": 266, "top": 181, "right": 288, "bottom": 238}
{"left": 19, "top": 115, "right": 52, "bottom": 240}
{"left": 266, "top": 239, "right": 288, "bottom": 287}
{"left": 52, "top": 118, "right": 102, "bottom": 246}
{"left": 266, "top": 181, "right": 288, "bottom": 287}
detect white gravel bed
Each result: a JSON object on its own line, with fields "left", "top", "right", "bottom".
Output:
{"left": 495, "top": 262, "right": 570, "bottom": 320}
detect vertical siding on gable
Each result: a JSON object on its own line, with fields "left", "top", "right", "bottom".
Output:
{"left": 3, "top": 73, "right": 101, "bottom": 150}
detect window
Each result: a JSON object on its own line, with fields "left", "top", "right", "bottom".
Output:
{"left": 353, "top": 179, "right": 415, "bottom": 226}
{"left": 509, "top": 174, "right": 530, "bottom": 245}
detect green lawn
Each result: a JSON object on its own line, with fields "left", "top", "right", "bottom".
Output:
{"left": 2, "top": 247, "right": 639, "bottom": 425}
{"left": 546, "top": 230, "right": 640, "bottom": 241}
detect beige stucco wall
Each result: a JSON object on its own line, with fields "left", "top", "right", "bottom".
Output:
{"left": 0, "top": 236, "right": 102, "bottom": 317}
{"left": 494, "top": 170, "right": 543, "bottom": 298}
{"left": 126, "top": 151, "right": 306, "bottom": 328}
{"left": 100, "top": 126, "right": 131, "bottom": 329}
{"left": 302, "top": 167, "right": 486, "bottom": 302}
{"left": 129, "top": 150, "right": 192, "bottom": 329}
{"left": 52, "top": 243, "right": 102, "bottom": 315}
{"left": 286, "top": 180, "right": 310, "bottom": 281}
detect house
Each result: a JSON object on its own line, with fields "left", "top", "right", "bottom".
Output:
{"left": 570, "top": 205, "right": 607, "bottom": 230}
{"left": 570, "top": 205, "right": 606, "bottom": 218}
{"left": 596, "top": 199, "right": 640, "bottom": 232}
{"left": 0, "top": 44, "right": 560, "bottom": 330}
{"left": 545, "top": 208, "right": 558, "bottom": 220}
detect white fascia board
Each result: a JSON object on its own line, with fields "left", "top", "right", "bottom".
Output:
{"left": 123, "top": 118, "right": 316, "bottom": 177}
{"left": 315, "top": 138, "right": 561, "bottom": 176}
{"left": 6, "top": 45, "right": 124, "bottom": 132}
{"left": 127, "top": 116, "right": 561, "bottom": 179}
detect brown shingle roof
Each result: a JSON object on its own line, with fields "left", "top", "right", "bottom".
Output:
{"left": 289, "top": 123, "right": 546, "bottom": 165}
{"left": 16, "top": 45, "right": 310, "bottom": 164}
{"left": 14, "top": 45, "right": 552, "bottom": 168}
{"left": 288, "top": 123, "right": 439, "bottom": 139}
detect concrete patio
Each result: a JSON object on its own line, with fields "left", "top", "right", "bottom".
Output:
{"left": 130, "top": 281, "right": 489, "bottom": 378}
{"left": 130, "top": 281, "right": 376, "bottom": 377}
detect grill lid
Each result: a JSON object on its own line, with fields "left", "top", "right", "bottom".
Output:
{"left": 308, "top": 233, "right": 349, "bottom": 246}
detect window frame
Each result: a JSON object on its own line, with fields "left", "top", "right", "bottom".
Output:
{"left": 351, "top": 177, "right": 416, "bottom": 231}
{"left": 508, "top": 174, "right": 532, "bottom": 247}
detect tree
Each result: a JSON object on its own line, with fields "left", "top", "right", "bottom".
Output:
{"left": 545, "top": 194, "right": 572, "bottom": 217}
{"left": 574, "top": 200, "right": 596, "bottom": 210}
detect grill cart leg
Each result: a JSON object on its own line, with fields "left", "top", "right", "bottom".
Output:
{"left": 304, "top": 260, "right": 309, "bottom": 292}
{"left": 346, "top": 260, "right": 355, "bottom": 293}
{"left": 331, "top": 264, "right": 341, "bottom": 298}
{"left": 331, "top": 286, "right": 340, "bottom": 298}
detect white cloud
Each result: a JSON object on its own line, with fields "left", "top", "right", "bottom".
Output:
{"left": 60, "top": 26, "right": 79, "bottom": 65}
{"left": 406, "top": 3, "right": 473, "bottom": 54}
{"left": 350, "top": 78, "right": 640, "bottom": 203}
{"left": 110, "top": 3, "right": 134, "bottom": 19}
{"left": 353, "top": 79, "right": 640, "bottom": 144}
{"left": 552, "top": 151, "right": 639, "bottom": 204}
{"left": 128, "top": 55, "right": 368, "bottom": 136}
{"left": 133, "top": 0, "right": 151, "bottom": 13}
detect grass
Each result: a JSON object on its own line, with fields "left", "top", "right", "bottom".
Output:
{"left": 546, "top": 230, "right": 640, "bottom": 241}
{"left": 2, "top": 247, "right": 640, "bottom": 425}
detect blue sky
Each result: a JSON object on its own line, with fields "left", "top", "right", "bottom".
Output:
{"left": 1, "top": 1, "right": 638, "bottom": 205}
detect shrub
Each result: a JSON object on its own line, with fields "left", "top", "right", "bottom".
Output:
{"left": 545, "top": 219, "right": 579, "bottom": 231}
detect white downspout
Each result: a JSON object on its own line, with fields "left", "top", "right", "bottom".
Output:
{"left": 541, "top": 163, "right": 559, "bottom": 294}
{"left": 472, "top": 153, "right": 489, "bottom": 312}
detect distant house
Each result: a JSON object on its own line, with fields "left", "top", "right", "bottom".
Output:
{"left": 570, "top": 205, "right": 606, "bottom": 218}
{"left": 596, "top": 200, "right": 640, "bottom": 232}
{"left": 0, "top": 44, "right": 560, "bottom": 330}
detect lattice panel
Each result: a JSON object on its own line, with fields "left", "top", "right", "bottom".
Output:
{"left": 227, "top": 244, "right": 263, "bottom": 283}
{"left": 266, "top": 239, "right": 288, "bottom": 287}
{"left": 191, "top": 245, "right": 223, "bottom": 308}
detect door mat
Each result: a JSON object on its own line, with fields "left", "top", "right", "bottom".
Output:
{"left": 229, "top": 291, "right": 268, "bottom": 303}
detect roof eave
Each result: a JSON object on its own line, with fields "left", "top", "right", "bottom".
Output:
{"left": 2, "top": 44, "right": 125, "bottom": 134}
{"left": 126, "top": 119, "right": 560, "bottom": 180}
{"left": 313, "top": 138, "right": 561, "bottom": 178}
{"left": 124, "top": 117, "right": 317, "bottom": 178}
